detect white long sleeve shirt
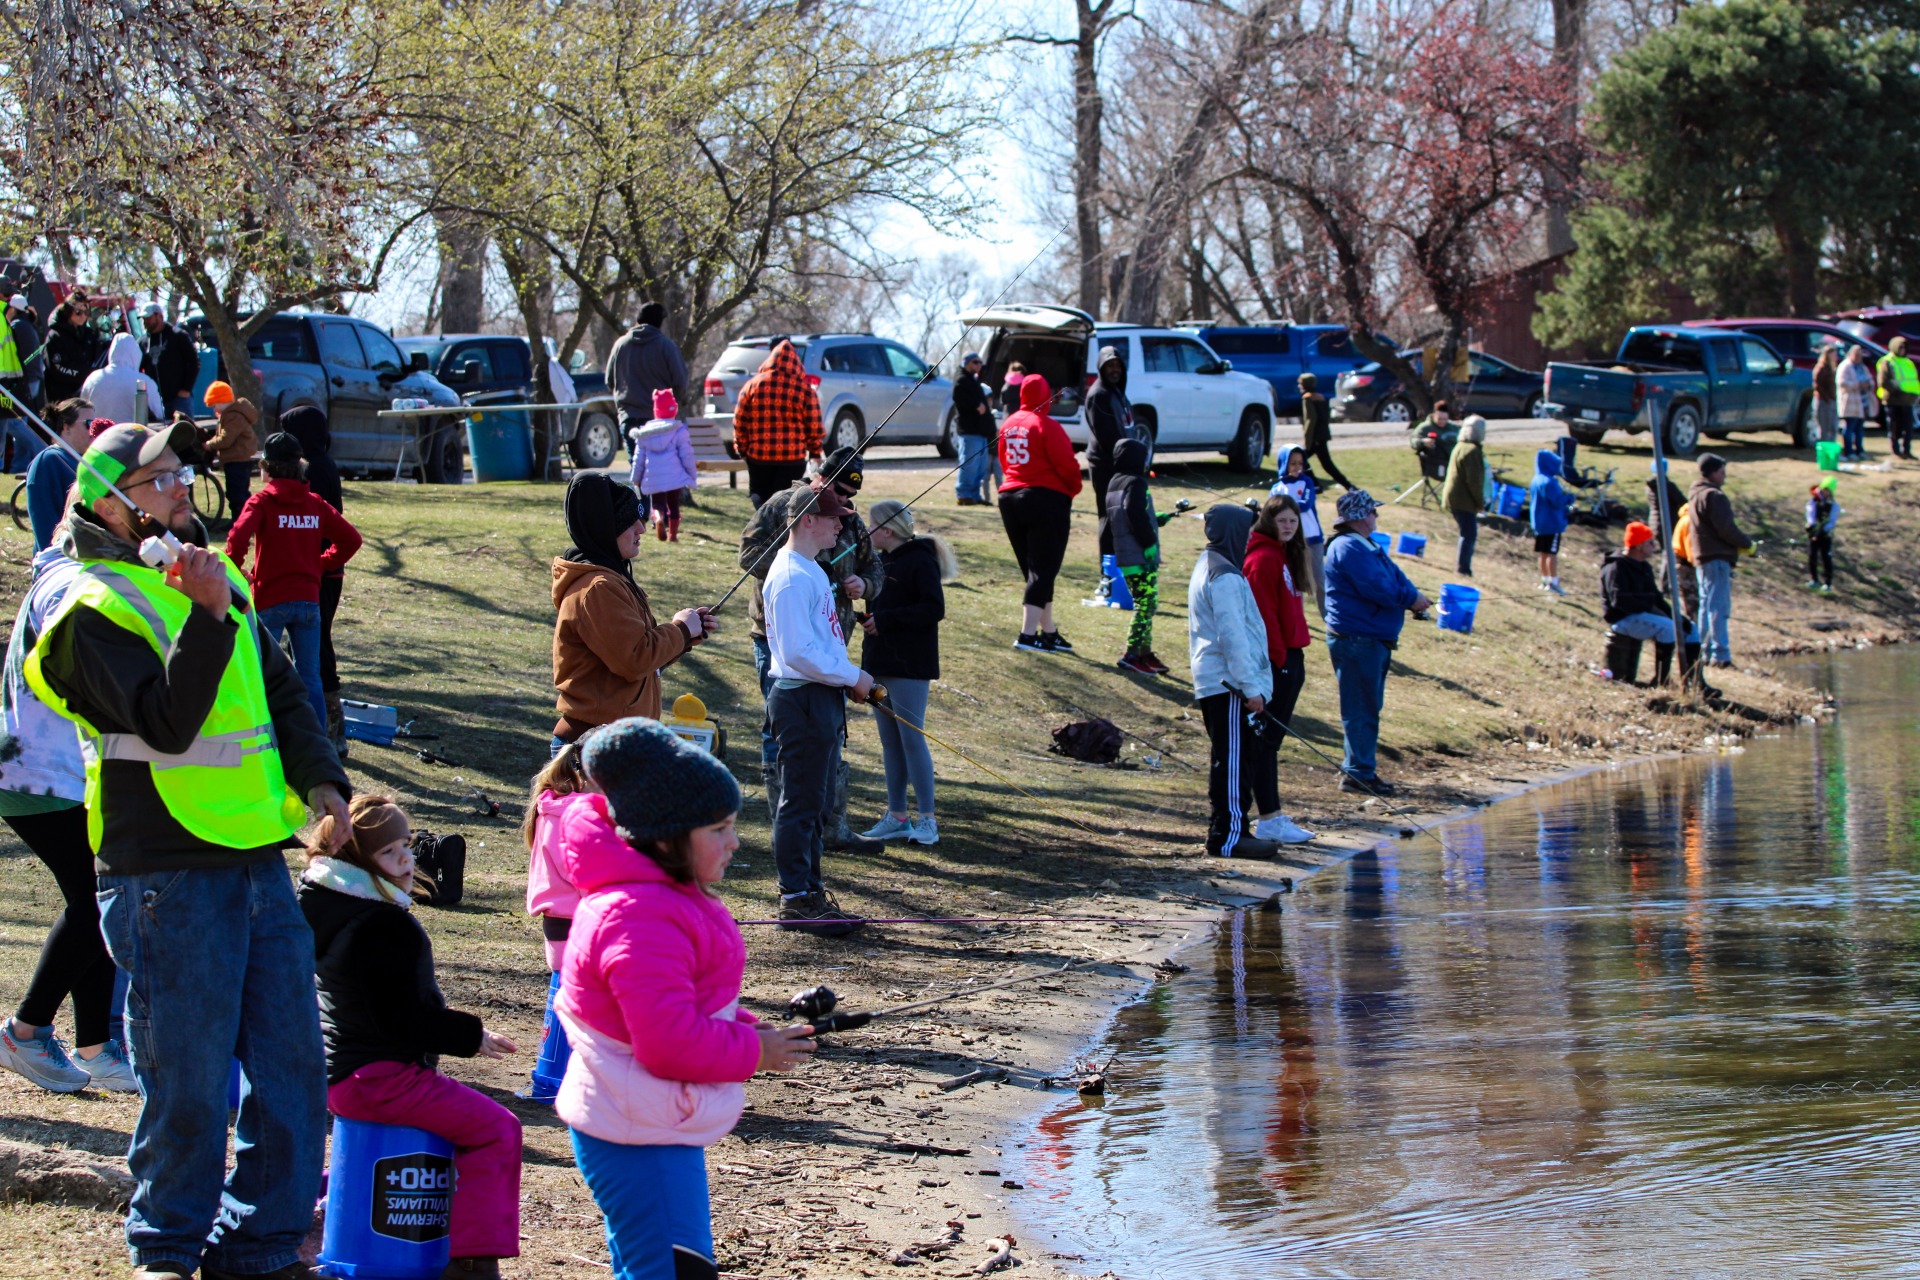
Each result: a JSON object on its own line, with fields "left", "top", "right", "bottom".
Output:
{"left": 764, "top": 547, "right": 860, "bottom": 687}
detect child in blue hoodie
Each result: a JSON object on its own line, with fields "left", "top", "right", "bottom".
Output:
{"left": 1528, "top": 448, "right": 1572, "bottom": 595}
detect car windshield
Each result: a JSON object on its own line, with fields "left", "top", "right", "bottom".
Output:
{"left": 716, "top": 342, "right": 806, "bottom": 375}
{"left": 1619, "top": 332, "right": 1705, "bottom": 371}
{"left": 398, "top": 339, "right": 451, "bottom": 367}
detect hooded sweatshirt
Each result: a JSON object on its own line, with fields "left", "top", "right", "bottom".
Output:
{"left": 1271, "top": 448, "right": 1324, "bottom": 543}
{"left": 998, "top": 374, "right": 1082, "bottom": 496}
{"left": 556, "top": 793, "right": 762, "bottom": 1147}
{"left": 731, "top": 341, "right": 822, "bottom": 463}
{"left": 551, "top": 559, "right": 692, "bottom": 734}
{"left": 226, "top": 476, "right": 363, "bottom": 610}
{"left": 43, "top": 304, "right": 102, "bottom": 404}
{"left": 628, "top": 415, "right": 699, "bottom": 496}
{"left": 1084, "top": 346, "right": 1134, "bottom": 468}
{"left": 1688, "top": 474, "right": 1752, "bottom": 564}
{"left": 1528, "top": 449, "right": 1571, "bottom": 537}
{"left": 1105, "top": 437, "right": 1159, "bottom": 568}
{"left": 1243, "top": 529, "right": 1312, "bottom": 656}
{"left": 0, "top": 544, "right": 87, "bottom": 806}
{"left": 78, "top": 333, "right": 164, "bottom": 425}
{"left": 605, "top": 324, "right": 691, "bottom": 434}
{"left": 528, "top": 789, "right": 594, "bottom": 922}
{"left": 299, "top": 856, "right": 484, "bottom": 1085}
{"left": 1599, "top": 550, "right": 1671, "bottom": 624}
{"left": 1188, "top": 504, "right": 1272, "bottom": 702}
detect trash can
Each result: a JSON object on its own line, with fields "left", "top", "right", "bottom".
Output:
{"left": 318, "top": 1117, "right": 455, "bottom": 1279}
{"left": 1437, "top": 583, "right": 1480, "bottom": 634}
{"left": 465, "top": 411, "right": 533, "bottom": 483}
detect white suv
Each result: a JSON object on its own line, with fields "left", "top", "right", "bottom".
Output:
{"left": 955, "top": 304, "right": 1277, "bottom": 468}
{"left": 702, "top": 332, "right": 955, "bottom": 455}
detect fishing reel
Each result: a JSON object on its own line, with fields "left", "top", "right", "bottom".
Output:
{"left": 1172, "top": 498, "right": 1195, "bottom": 514}
{"left": 786, "top": 984, "right": 872, "bottom": 1036}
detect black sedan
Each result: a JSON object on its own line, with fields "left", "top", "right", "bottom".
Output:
{"left": 1332, "top": 349, "right": 1546, "bottom": 423}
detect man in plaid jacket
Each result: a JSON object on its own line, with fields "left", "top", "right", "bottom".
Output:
{"left": 734, "top": 339, "right": 824, "bottom": 507}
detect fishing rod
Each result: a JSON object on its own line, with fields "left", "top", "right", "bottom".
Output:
{"left": 0, "top": 384, "right": 188, "bottom": 570}
{"left": 708, "top": 220, "right": 1074, "bottom": 614}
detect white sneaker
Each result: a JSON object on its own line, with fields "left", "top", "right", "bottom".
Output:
{"left": 1254, "top": 814, "right": 1317, "bottom": 844}
{"left": 0, "top": 1020, "right": 90, "bottom": 1093}
{"left": 859, "top": 815, "right": 912, "bottom": 841}
{"left": 908, "top": 816, "right": 939, "bottom": 846}
{"left": 77, "top": 1039, "right": 137, "bottom": 1093}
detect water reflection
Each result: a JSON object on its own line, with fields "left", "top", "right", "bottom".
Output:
{"left": 1020, "top": 647, "right": 1920, "bottom": 1278}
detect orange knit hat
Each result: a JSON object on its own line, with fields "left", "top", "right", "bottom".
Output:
{"left": 1624, "top": 520, "right": 1656, "bottom": 549}
{"left": 203, "top": 380, "right": 235, "bottom": 407}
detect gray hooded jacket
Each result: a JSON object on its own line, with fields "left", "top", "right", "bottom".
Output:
{"left": 605, "top": 325, "right": 691, "bottom": 432}
{"left": 1187, "top": 504, "right": 1271, "bottom": 702}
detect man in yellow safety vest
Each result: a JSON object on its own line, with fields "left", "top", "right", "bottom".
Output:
{"left": 24, "top": 422, "right": 350, "bottom": 1280}
{"left": 1875, "top": 335, "right": 1918, "bottom": 460}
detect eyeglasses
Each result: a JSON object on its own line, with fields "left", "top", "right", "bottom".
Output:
{"left": 133, "top": 465, "right": 195, "bottom": 495}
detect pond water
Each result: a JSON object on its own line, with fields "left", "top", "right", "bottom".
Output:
{"left": 1019, "top": 646, "right": 1920, "bottom": 1279}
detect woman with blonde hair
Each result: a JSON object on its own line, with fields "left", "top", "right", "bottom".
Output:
{"left": 856, "top": 501, "right": 955, "bottom": 845}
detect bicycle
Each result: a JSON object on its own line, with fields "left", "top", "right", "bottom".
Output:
{"left": 6, "top": 466, "right": 225, "bottom": 536}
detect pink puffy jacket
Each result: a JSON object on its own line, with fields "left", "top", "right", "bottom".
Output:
{"left": 555, "top": 793, "right": 761, "bottom": 1146}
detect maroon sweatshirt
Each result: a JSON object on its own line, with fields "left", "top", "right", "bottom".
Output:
{"left": 227, "top": 477, "right": 363, "bottom": 610}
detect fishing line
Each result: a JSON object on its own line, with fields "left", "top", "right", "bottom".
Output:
{"left": 710, "top": 219, "right": 1074, "bottom": 612}
{"left": 735, "top": 914, "right": 1207, "bottom": 926}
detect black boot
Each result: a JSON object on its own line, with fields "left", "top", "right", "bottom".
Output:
{"left": 1680, "top": 641, "right": 1720, "bottom": 699}
{"left": 1653, "top": 641, "right": 1675, "bottom": 687}
{"left": 1604, "top": 632, "right": 1643, "bottom": 684}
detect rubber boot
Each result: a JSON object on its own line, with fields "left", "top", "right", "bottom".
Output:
{"left": 1653, "top": 642, "right": 1674, "bottom": 688}
{"left": 823, "top": 757, "right": 882, "bottom": 854}
{"left": 324, "top": 689, "right": 347, "bottom": 758}
{"left": 761, "top": 765, "right": 782, "bottom": 820}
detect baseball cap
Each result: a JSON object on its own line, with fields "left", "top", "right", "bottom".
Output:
{"left": 139, "top": 302, "right": 165, "bottom": 319}
{"left": 263, "top": 432, "right": 304, "bottom": 466}
{"left": 77, "top": 422, "right": 197, "bottom": 506}
{"left": 962, "top": 351, "right": 982, "bottom": 365}
{"left": 801, "top": 479, "right": 854, "bottom": 520}
{"left": 6, "top": 294, "right": 28, "bottom": 313}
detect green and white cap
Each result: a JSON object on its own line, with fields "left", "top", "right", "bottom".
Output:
{"left": 77, "top": 423, "right": 196, "bottom": 507}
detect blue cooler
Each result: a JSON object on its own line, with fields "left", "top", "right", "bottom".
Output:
{"left": 517, "top": 971, "right": 572, "bottom": 1104}
{"left": 1437, "top": 583, "right": 1480, "bottom": 634}
{"left": 319, "top": 1118, "right": 455, "bottom": 1279}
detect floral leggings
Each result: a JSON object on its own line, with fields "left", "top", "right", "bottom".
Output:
{"left": 1123, "top": 564, "right": 1159, "bottom": 653}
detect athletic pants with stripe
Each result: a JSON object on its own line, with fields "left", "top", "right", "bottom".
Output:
{"left": 1200, "top": 689, "right": 1268, "bottom": 855}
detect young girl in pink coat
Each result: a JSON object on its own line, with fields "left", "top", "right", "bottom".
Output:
{"left": 559, "top": 718, "right": 816, "bottom": 1279}
{"left": 520, "top": 743, "right": 592, "bottom": 1102}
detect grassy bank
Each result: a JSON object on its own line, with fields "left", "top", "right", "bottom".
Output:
{"left": 0, "top": 430, "right": 1909, "bottom": 1276}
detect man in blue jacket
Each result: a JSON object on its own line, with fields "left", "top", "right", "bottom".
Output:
{"left": 1323, "top": 490, "right": 1429, "bottom": 795}
{"left": 1528, "top": 448, "right": 1572, "bottom": 595}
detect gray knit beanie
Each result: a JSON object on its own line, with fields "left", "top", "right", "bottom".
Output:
{"left": 581, "top": 718, "right": 741, "bottom": 845}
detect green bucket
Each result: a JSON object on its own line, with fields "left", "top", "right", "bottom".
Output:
{"left": 1817, "top": 440, "right": 1841, "bottom": 471}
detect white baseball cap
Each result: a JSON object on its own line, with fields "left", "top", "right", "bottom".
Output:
{"left": 140, "top": 301, "right": 165, "bottom": 318}
{"left": 6, "top": 294, "right": 27, "bottom": 313}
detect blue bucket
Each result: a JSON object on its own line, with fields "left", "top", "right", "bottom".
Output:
{"left": 1494, "top": 483, "right": 1526, "bottom": 519}
{"left": 319, "top": 1118, "right": 455, "bottom": 1279}
{"left": 517, "top": 970, "right": 571, "bottom": 1104}
{"left": 1436, "top": 583, "right": 1480, "bottom": 634}
{"left": 1396, "top": 532, "right": 1427, "bottom": 557}
{"left": 1370, "top": 531, "right": 1392, "bottom": 552}
{"left": 1100, "top": 554, "right": 1136, "bottom": 610}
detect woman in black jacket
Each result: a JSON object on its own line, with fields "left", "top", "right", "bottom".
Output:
{"left": 857, "top": 501, "right": 955, "bottom": 847}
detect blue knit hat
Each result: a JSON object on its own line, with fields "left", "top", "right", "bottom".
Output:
{"left": 580, "top": 718, "right": 741, "bottom": 844}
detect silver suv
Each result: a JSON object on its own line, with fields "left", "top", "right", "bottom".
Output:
{"left": 702, "top": 333, "right": 956, "bottom": 456}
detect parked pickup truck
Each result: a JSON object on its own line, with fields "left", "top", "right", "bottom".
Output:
{"left": 189, "top": 311, "right": 469, "bottom": 482}
{"left": 1542, "top": 326, "right": 1814, "bottom": 456}
{"left": 395, "top": 333, "right": 622, "bottom": 470}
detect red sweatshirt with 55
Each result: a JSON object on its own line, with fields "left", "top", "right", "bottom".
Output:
{"left": 997, "top": 374, "right": 1083, "bottom": 497}
{"left": 226, "top": 478, "right": 363, "bottom": 610}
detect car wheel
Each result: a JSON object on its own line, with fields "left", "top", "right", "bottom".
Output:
{"left": 571, "top": 410, "right": 620, "bottom": 470}
{"left": 1568, "top": 424, "right": 1606, "bottom": 446}
{"left": 1790, "top": 395, "right": 1814, "bottom": 448}
{"left": 1524, "top": 393, "right": 1544, "bottom": 419}
{"left": 419, "top": 419, "right": 465, "bottom": 484}
{"left": 1377, "top": 396, "right": 1414, "bottom": 424}
{"left": 1664, "top": 404, "right": 1702, "bottom": 457}
{"left": 1133, "top": 408, "right": 1158, "bottom": 470}
{"left": 1229, "top": 408, "right": 1268, "bottom": 472}
{"left": 831, "top": 409, "right": 863, "bottom": 454}
{"left": 936, "top": 409, "right": 958, "bottom": 460}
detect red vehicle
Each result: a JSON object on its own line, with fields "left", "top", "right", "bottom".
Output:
{"left": 1690, "top": 317, "right": 1885, "bottom": 369}
{"left": 1828, "top": 306, "right": 1920, "bottom": 351}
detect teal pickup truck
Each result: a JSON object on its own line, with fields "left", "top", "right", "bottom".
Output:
{"left": 1542, "top": 326, "right": 1815, "bottom": 456}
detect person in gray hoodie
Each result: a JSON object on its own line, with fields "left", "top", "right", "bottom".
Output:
{"left": 1187, "top": 503, "right": 1284, "bottom": 860}
{"left": 604, "top": 301, "right": 691, "bottom": 460}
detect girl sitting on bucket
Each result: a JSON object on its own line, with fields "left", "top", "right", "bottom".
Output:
{"left": 558, "top": 719, "right": 816, "bottom": 1279}
{"left": 299, "top": 795, "right": 522, "bottom": 1279}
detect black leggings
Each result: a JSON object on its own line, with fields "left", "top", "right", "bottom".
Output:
{"left": 5, "top": 807, "right": 114, "bottom": 1046}
{"left": 999, "top": 486, "right": 1074, "bottom": 607}
{"left": 1242, "top": 648, "right": 1305, "bottom": 817}
{"left": 1091, "top": 460, "right": 1115, "bottom": 557}
{"left": 746, "top": 459, "right": 808, "bottom": 509}
{"left": 319, "top": 572, "right": 343, "bottom": 692}
{"left": 1308, "top": 441, "right": 1355, "bottom": 492}
{"left": 1807, "top": 531, "right": 1833, "bottom": 587}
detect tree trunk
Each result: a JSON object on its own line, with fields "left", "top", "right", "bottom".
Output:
{"left": 501, "top": 239, "right": 563, "bottom": 479}
{"left": 1115, "top": 0, "right": 1286, "bottom": 325}
{"left": 1544, "top": 0, "right": 1588, "bottom": 257}
{"left": 1071, "top": 2, "right": 1107, "bottom": 317}
{"left": 436, "top": 211, "right": 489, "bottom": 334}
{"left": 1775, "top": 217, "right": 1820, "bottom": 317}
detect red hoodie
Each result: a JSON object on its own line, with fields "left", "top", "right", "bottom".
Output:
{"left": 997, "top": 374, "right": 1083, "bottom": 497}
{"left": 226, "top": 477, "right": 363, "bottom": 610}
{"left": 1244, "top": 530, "right": 1312, "bottom": 654}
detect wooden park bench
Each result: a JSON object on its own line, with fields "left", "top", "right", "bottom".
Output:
{"left": 689, "top": 416, "right": 745, "bottom": 488}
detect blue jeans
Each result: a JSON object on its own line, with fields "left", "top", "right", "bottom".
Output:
{"left": 3, "top": 417, "right": 44, "bottom": 473}
{"left": 870, "top": 677, "right": 935, "bottom": 817}
{"left": 1695, "top": 559, "right": 1734, "bottom": 662}
{"left": 1327, "top": 633, "right": 1393, "bottom": 781}
{"left": 256, "top": 601, "right": 326, "bottom": 732}
{"left": 753, "top": 632, "right": 778, "bottom": 767}
{"left": 1610, "top": 611, "right": 1682, "bottom": 645}
{"left": 956, "top": 434, "right": 993, "bottom": 501}
{"left": 96, "top": 861, "right": 327, "bottom": 1273}
{"left": 570, "top": 1132, "right": 713, "bottom": 1280}
{"left": 1842, "top": 416, "right": 1866, "bottom": 455}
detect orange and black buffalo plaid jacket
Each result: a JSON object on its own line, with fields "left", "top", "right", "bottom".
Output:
{"left": 732, "top": 341, "right": 823, "bottom": 463}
